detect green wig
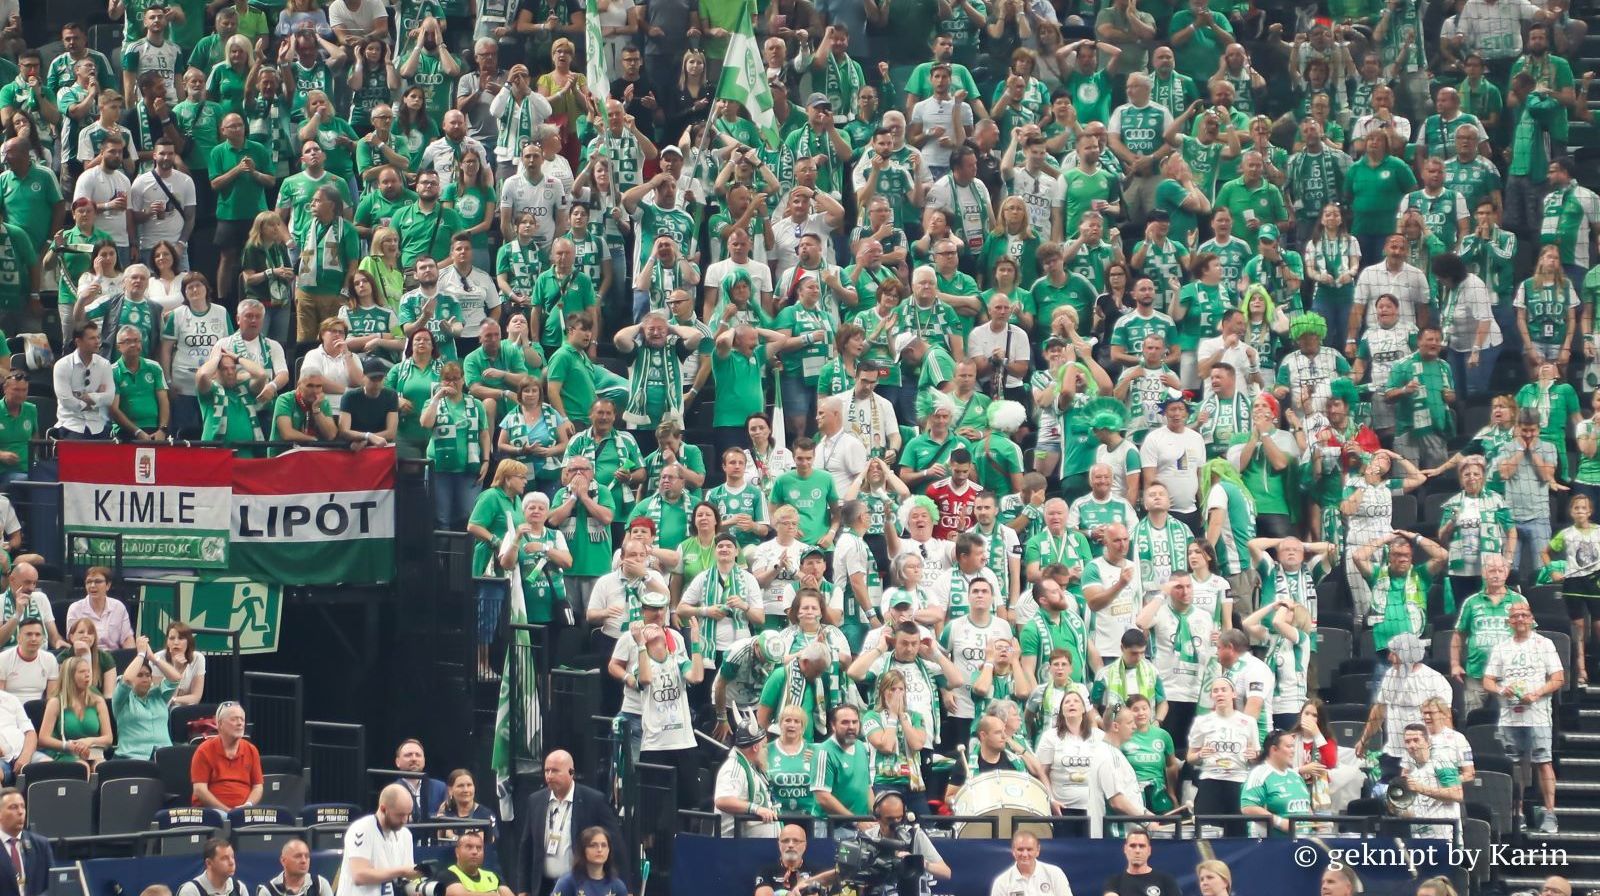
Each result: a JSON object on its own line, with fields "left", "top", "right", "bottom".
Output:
{"left": 1290, "top": 312, "right": 1328, "bottom": 342}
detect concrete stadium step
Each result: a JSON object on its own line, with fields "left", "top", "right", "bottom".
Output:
{"left": 1562, "top": 731, "right": 1600, "bottom": 753}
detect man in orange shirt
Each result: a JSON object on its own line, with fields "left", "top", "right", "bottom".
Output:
{"left": 190, "top": 702, "right": 263, "bottom": 809}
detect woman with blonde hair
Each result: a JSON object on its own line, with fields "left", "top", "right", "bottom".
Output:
{"left": 766, "top": 703, "right": 820, "bottom": 817}
{"left": 537, "top": 39, "right": 589, "bottom": 158}
{"left": 39, "top": 655, "right": 113, "bottom": 767}
{"left": 55, "top": 617, "right": 119, "bottom": 696}
{"left": 1195, "top": 860, "right": 1234, "bottom": 896}
{"left": 980, "top": 196, "right": 1042, "bottom": 286}
{"left": 359, "top": 226, "right": 405, "bottom": 312}
{"left": 468, "top": 459, "right": 530, "bottom": 675}
{"left": 863, "top": 669, "right": 931, "bottom": 814}
{"left": 668, "top": 48, "right": 712, "bottom": 138}
{"left": 240, "top": 210, "right": 295, "bottom": 347}
{"left": 205, "top": 34, "right": 254, "bottom": 117}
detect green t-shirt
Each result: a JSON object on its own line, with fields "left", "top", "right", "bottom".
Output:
{"left": 392, "top": 202, "right": 468, "bottom": 269}
{"left": 775, "top": 303, "right": 835, "bottom": 383}
{"left": 861, "top": 708, "right": 928, "bottom": 785}
{"left": 468, "top": 485, "right": 520, "bottom": 576}
{"left": 1454, "top": 591, "right": 1527, "bottom": 678}
{"left": 553, "top": 482, "right": 618, "bottom": 577}
{"left": 0, "top": 165, "right": 62, "bottom": 251}
{"left": 546, "top": 343, "right": 599, "bottom": 429}
{"left": 1386, "top": 354, "right": 1454, "bottom": 437}
{"left": 815, "top": 736, "right": 873, "bottom": 815}
{"left": 207, "top": 140, "right": 274, "bottom": 221}
{"left": 710, "top": 345, "right": 769, "bottom": 428}
{"left": 0, "top": 401, "right": 35, "bottom": 475}
{"left": 1241, "top": 764, "right": 1313, "bottom": 835}
{"left": 1214, "top": 177, "right": 1287, "bottom": 244}
{"left": 1344, "top": 156, "right": 1418, "bottom": 236}
{"left": 769, "top": 470, "right": 840, "bottom": 543}
{"left": 110, "top": 356, "right": 166, "bottom": 433}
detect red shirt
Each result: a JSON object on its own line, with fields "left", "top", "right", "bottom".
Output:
{"left": 925, "top": 478, "right": 983, "bottom": 540}
{"left": 190, "top": 736, "right": 263, "bottom": 807}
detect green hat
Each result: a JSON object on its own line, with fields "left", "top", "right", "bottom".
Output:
{"left": 641, "top": 590, "right": 669, "bottom": 609}
{"left": 1290, "top": 312, "right": 1328, "bottom": 341}
{"left": 1257, "top": 223, "right": 1281, "bottom": 242}
{"left": 1084, "top": 397, "right": 1128, "bottom": 432}
{"left": 1329, "top": 377, "right": 1360, "bottom": 407}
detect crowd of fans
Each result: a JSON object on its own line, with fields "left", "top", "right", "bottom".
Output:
{"left": 0, "top": 0, "right": 1593, "bottom": 862}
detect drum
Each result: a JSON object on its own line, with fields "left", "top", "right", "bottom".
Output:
{"left": 950, "top": 770, "right": 1054, "bottom": 839}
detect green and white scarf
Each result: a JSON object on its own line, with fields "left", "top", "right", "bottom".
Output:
{"left": 775, "top": 656, "right": 829, "bottom": 739}
{"left": 623, "top": 337, "right": 684, "bottom": 428}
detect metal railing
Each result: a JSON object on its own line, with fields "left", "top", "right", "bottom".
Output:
{"left": 192, "top": 625, "right": 243, "bottom": 702}
{"left": 304, "top": 721, "right": 366, "bottom": 806}
{"left": 692, "top": 811, "right": 1463, "bottom": 843}
{"left": 243, "top": 671, "right": 305, "bottom": 763}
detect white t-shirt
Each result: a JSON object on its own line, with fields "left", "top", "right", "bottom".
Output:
{"left": 1485, "top": 633, "right": 1564, "bottom": 729}
{"left": 328, "top": 0, "right": 389, "bottom": 38}
{"left": 748, "top": 540, "right": 811, "bottom": 624}
{"left": 714, "top": 752, "right": 780, "bottom": 837}
{"left": 1147, "top": 601, "right": 1215, "bottom": 703}
{"left": 73, "top": 165, "right": 133, "bottom": 246}
{"left": 990, "top": 861, "right": 1074, "bottom": 896}
{"left": 162, "top": 303, "right": 232, "bottom": 396}
{"left": 299, "top": 348, "right": 358, "bottom": 394}
{"left": 128, "top": 169, "right": 197, "bottom": 249}
{"left": 436, "top": 265, "right": 503, "bottom": 330}
{"left": 910, "top": 97, "right": 975, "bottom": 168}
{"left": 679, "top": 567, "right": 764, "bottom": 654}
{"left": 704, "top": 258, "right": 774, "bottom": 301}
{"left": 498, "top": 172, "right": 571, "bottom": 246}
{"left": 1188, "top": 710, "right": 1258, "bottom": 782}
{"left": 831, "top": 531, "right": 879, "bottom": 625}
{"left": 589, "top": 571, "right": 670, "bottom": 639}
{"left": 966, "top": 323, "right": 1032, "bottom": 389}
{"left": 1138, "top": 426, "right": 1206, "bottom": 512}
{"left": 0, "top": 689, "right": 30, "bottom": 761}
{"left": 1009, "top": 168, "right": 1064, "bottom": 235}
{"left": 1194, "top": 336, "right": 1259, "bottom": 393}
{"left": 334, "top": 814, "right": 414, "bottom": 896}
{"left": 1087, "top": 741, "right": 1144, "bottom": 838}
{"left": 1033, "top": 727, "right": 1103, "bottom": 807}
{"left": 635, "top": 637, "right": 696, "bottom": 751}
{"left": 815, "top": 430, "right": 868, "bottom": 497}
{"left": 0, "top": 649, "right": 58, "bottom": 703}
{"left": 942, "top": 613, "right": 1014, "bottom": 717}
{"left": 1086, "top": 556, "right": 1142, "bottom": 658}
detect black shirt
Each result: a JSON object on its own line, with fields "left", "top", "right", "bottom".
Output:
{"left": 340, "top": 386, "right": 398, "bottom": 434}
{"left": 1102, "top": 869, "right": 1182, "bottom": 896}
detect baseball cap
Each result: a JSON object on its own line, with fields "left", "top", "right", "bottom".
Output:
{"left": 1257, "top": 223, "right": 1281, "bottom": 242}
{"left": 806, "top": 92, "right": 832, "bottom": 109}
{"left": 1147, "top": 209, "right": 1170, "bottom": 223}
{"left": 640, "top": 590, "right": 669, "bottom": 609}
{"left": 362, "top": 357, "right": 387, "bottom": 378}
{"left": 890, "top": 593, "right": 915, "bottom": 607}
{"left": 801, "top": 546, "right": 826, "bottom": 561}
{"left": 660, "top": 145, "right": 683, "bottom": 158}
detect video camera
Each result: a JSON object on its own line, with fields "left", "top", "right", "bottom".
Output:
{"left": 831, "top": 822, "right": 925, "bottom": 896}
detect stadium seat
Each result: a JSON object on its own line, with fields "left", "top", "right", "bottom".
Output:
{"left": 153, "top": 744, "right": 198, "bottom": 805}
{"left": 168, "top": 703, "right": 219, "bottom": 746}
{"left": 1465, "top": 771, "right": 1515, "bottom": 838}
{"left": 21, "top": 701, "right": 42, "bottom": 736}
{"left": 1421, "top": 492, "right": 1453, "bottom": 534}
{"left": 301, "top": 803, "right": 360, "bottom": 851}
{"left": 1466, "top": 725, "right": 1508, "bottom": 762}
{"left": 1538, "top": 630, "right": 1575, "bottom": 691}
{"left": 1315, "top": 628, "right": 1353, "bottom": 693}
{"left": 26, "top": 778, "right": 94, "bottom": 839}
{"left": 97, "top": 777, "right": 165, "bottom": 837}
{"left": 1333, "top": 674, "right": 1371, "bottom": 705}
{"left": 1329, "top": 720, "right": 1365, "bottom": 749}
{"left": 1324, "top": 702, "right": 1370, "bottom": 722}
{"left": 17, "top": 761, "right": 89, "bottom": 793}
{"left": 47, "top": 866, "right": 81, "bottom": 896}
{"left": 262, "top": 773, "right": 307, "bottom": 813}
{"left": 1462, "top": 818, "right": 1492, "bottom": 888}
{"left": 1390, "top": 494, "right": 1418, "bottom": 534}
{"left": 96, "top": 759, "right": 160, "bottom": 783}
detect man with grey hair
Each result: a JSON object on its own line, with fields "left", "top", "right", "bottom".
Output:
{"left": 218, "top": 299, "right": 290, "bottom": 401}
{"left": 75, "top": 263, "right": 160, "bottom": 360}
{"left": 335, "top": 784, "right": 419, "bottom": 896}
{"left": 455, "top": 40, "right": 505, "bottom": 159}
{"left": 815, "top": 396, "right": 868, "bottom": 495}
{"left": 109, "top": 323, "right": 169, "bottom": 441}
{"left": 756, "top": 638, "right": 831, "bottom": 735}
{"left": 191, "top": 701, "right": 263, "bottom": 809}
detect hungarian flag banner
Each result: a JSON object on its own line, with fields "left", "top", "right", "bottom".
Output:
{"left": 231, "top": 447, "right": 397, "bottom": 584}
{"left": 60, "top": 443, "right": 232, "bottom": 569}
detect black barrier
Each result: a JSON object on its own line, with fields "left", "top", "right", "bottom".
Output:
{"left": 304, "top": 721, "right": 366, "bottom": 806}
{"left": 191, "top": 625, "right": 242, "bottom": 703}
{"left": 243, "top": 672, "right": 305, "bottom": 763}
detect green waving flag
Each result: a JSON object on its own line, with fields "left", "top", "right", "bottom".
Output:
{"left": 715, "top": 0, "right": 779, "bottom": 149}
{"left": 492, "top": 511, "right": 543, "bottom": 820}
